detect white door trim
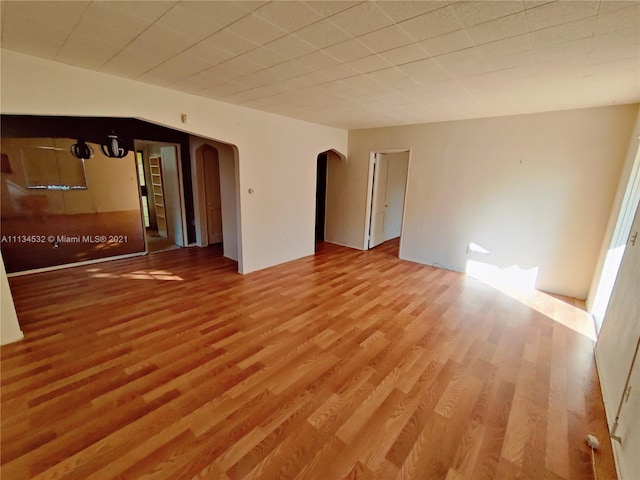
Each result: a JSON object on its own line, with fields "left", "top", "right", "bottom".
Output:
{"left": 591, "top": 141, "right": 640, "bottom": 332}
{"left": 133, "top": 140, "right": 188, "bottom": 248}
{"left": 363, "top": 148, "right": 411, "bottom": 255}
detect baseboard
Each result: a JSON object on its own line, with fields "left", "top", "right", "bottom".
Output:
{"left": 323, "top": 240, "right": 364, "bottom": 250}
{"left": 6, "top": 251, "right": 147, "bottom": 277}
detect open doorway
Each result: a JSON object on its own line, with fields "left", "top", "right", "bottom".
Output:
{"left": 364, "top": 150, "right": 410, "bottom": 255}
{"left": 197, "top": 144, "right": 223, "bottom": 245}
{"left": 315, "top": 152, "right": 328, "bottom": 249}
{"left": 315, "top": 149, "right": 347, "bottom": 252}
{"left": 191, "top": 136, "right": 241, "bottom": 271}
{"left": 134, "top": 140, "right": 188, "bottom": 253}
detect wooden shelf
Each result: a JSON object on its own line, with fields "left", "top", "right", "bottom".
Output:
{"left": 149, "top": 156, "right": 167, "bottom": 238}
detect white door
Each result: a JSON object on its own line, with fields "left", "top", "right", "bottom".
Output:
{"left": 382, "top": 153, "right": 409, "bottom": 242}
{"left": 160, "top": 146, "right": 185, "bottom": 247}
{"left": 592, "top": 144, "right": 640, "bottom": 332}
{"left": 595, "top": 199, "right": 640, "bottom": 480}
{"left": 369, "top": 154, "right": 389, "bottom": 248}
{"left": 615, "top": 348, "right": 640, "bottom": 479}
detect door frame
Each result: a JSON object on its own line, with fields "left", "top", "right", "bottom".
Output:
{"left": 192, "top": 137, "right": 243, "bottom": 272}
{"left": 363, "top": 148, "right": 411, "bottom": 253}
{"left": 200, "top": 143, "right": 223, "bottom": 245}
{"left": 133, "top": 140, "right": 188, "bottom": 249}
{"left": 160, "top": 144, "right": 188, "bottom": 248}
{"left": 594, "top": 197, "right": 640, "bottom": 479}
{"left": 315, "top": 152, "right": 328, "bottom": 247}
{"left": 590, "top": 141, "right": 640, "bottom": 332}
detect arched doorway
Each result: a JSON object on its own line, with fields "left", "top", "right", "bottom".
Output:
{"left": 197, "top": 144, "right": 223, "bottom": 245}
{"left": 192, "top": 137, "right": 241, "bottom": 271}
{"left": 315, "top": 152, "right": 328, "bottom": 247}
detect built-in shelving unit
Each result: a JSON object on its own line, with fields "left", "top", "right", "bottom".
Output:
{"left": 149, "top": 156, "right": 167, "bottom": 238}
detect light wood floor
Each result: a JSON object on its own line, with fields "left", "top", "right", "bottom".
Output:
{"left": 1, "top": 239, "right": 616, "bottom": 479}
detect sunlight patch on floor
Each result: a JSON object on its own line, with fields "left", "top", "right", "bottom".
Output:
{"left": 466, "top": 259, "right": 596, "bottom": 341}
{"left": 87, "top": 268, "right": 183, "bottom": 281}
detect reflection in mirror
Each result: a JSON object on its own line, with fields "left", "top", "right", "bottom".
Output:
{"left": 21, "top": 139, "right": 88, "bottom": 190}
{"left": 1, "top": 137, "right": 145, "bottom": 273}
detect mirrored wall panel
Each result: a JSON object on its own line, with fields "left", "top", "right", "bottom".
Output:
{"left": 1, "top": 137, "right": 145, "bottom": 273}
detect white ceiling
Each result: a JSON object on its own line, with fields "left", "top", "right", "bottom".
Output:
{"left": 1, "top": 0, "right": 639, "bottom": 129}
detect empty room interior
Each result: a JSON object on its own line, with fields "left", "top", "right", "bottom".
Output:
{"left": 1, "top": 1, "right": 639, "bottom": 479}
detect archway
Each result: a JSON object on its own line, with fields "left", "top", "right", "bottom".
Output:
{"left": 191, "top": 136, "right": 241, "bottom": 271}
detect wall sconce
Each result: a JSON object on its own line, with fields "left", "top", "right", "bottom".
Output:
{"left": 101, "top": 132, "right": 129, "bottom": 158}
{"left": 70, "top": 138, "right": 94, "bottom": 160}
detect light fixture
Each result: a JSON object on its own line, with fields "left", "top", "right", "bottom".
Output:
{"left": 100, "top": 132, "right": 129, "bottom": 158}
{"left": 70, "top": 138, "right": 94, "bottom": 160}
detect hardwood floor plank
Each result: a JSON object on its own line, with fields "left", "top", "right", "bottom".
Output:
{"left": 3, "top": 389, "right": 180, "bottom": 479}
{"left": 1, "top": 239, "right": 616, "bottom": 479}
{"left": 225, "top": 391, "right": 326, "bottom": 479}
{"left": 471, "top": 379, "right": 516, "bottom": 480}
{"left": 340, "top": 460, "right": 373, "bottom": 480}
{"left": 567, "top": 410, "right": 595, "bottom": 480}
{"left": 371, "top": 459, "right": 399, "bottom": 480}
{"left": 307, "top": 367, "right": 375, "bottom": 433}
{"left": 519, "top": 397, "right": 547, "bottom": 480}
{"left": 546, "top": 329, "right": 571, "bottom": 479}
{"left": 501, "top": 392, "right": 530, "bottom": 468}
{"left": 384, "top": 360, "right": 454, "bottom": 468}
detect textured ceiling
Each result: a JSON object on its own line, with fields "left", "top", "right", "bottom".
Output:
{"left": 1, "top": 0, "right": 639, "bottom": 129}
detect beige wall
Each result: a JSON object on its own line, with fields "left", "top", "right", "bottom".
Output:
{"left": 342, "top": 105, "right": 637, "bottom": 299}
{"left": 1, "top": 49, "right": 347, "bottom": 274}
